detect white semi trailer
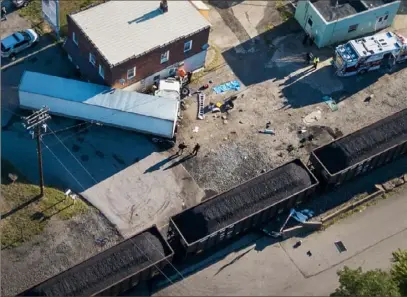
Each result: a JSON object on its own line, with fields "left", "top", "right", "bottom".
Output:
{"left": 18, "top": 71, "right": 180, "bottom": 139}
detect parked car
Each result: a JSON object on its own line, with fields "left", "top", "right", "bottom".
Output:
{"left": 1, "top": 29, "right": 39, "bottom": 59}
{"left": 12, "top": 0, "right": 30, "bottom": 8}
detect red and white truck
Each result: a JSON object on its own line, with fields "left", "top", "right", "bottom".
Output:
{"left": 333, "top": 31, "right": 407, "bottom": 77}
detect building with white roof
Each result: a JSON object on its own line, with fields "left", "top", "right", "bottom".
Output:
{"left": 63, "top": 0, "right": 211, "bottom": 90}
{"left": 18, "top": 71, "right": 180, "bottom": 139}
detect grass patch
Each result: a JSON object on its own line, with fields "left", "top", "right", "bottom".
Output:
{"left": 19, "top": 0, "right": 104, "bottom": 36}
{"left": 1, "top": 159, "right": 88, "bottom": 249}
{"left": 191, "top": 44, "right": 222, "bottom": 84}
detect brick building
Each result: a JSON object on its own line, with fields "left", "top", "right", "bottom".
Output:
{"left": 63, "top": 0, "right": 211, "bottom": 90}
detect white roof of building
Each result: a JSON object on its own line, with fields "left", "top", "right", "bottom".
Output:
{"left": 19, "top": 71, "right": 179, "bottom": 122}
{"left": 70, "top": 1, "right": 211, "bottom": 66}
{"left": 350, "top": 32, "right": 403, "bottom": 57}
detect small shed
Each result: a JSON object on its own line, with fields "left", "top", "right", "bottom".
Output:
{"left": 18, "top": 71, "right": 179, "bottom": 139}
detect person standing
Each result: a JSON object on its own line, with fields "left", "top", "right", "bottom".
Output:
{"left": 177, "top": 142, "right": 187, "bottom": 155}
{"left": 1, "top": 6, "right": 7, "bottom": 21}
{"left": 313, "top": 56, "right": 320, "bottom": 70}
{"left": 191, "top": 143, "right": 201, "bottom": 156}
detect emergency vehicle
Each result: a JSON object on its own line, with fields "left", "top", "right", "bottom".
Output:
{"left": 333, "top": 31, "right": 407, "bottom": 77}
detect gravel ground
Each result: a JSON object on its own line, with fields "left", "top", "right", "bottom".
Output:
{"left": 315, "top": 108, "right": 407, "bottom": 174}
{"left": 173, "top": 161, "right": 313, "bottom": 243}
{"left": 23, "top": 229, "right": 168, "bottom": 296}
{"left": 1, "top": 208, "right": 122, "bottom": 296}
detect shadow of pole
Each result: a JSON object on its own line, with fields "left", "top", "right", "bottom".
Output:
{"left": 1, "top": 193, "right": 42, "bottom": 220}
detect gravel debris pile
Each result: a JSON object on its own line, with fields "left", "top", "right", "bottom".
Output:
{"left": 173, "top": 161, "right": 314, "bottom": 243}
{"left": 314, "top": 109, "right": 407, "bottom": 174}
{"left": 20, "top": 230, "right": 169, "bottom": 296}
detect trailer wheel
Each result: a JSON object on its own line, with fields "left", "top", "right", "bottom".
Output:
{"left": 181, "top": 86, "right": 190, "bottom": 98}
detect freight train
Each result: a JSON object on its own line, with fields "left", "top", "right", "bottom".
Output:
{"left": 19, "top": 108, "right": 407, "bottom": 296}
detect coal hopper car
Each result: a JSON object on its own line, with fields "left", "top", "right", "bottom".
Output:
{"left": 310, "top": 108, "right": 407, "bottom": 187}
{"left": 18, "top": 226, "right": 173, "bottom": 296}
{"left": 168, "top": 159, "right": 318, "bottom": 258}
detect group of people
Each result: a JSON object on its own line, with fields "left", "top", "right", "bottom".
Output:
{"left": 177, "top": 142, "right": 200, "bottom": 156}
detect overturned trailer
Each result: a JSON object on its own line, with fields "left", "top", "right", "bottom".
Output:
{"left": 309, "top": 108, "right": 407, "bottom": 186}
{"left": 18, "top": 71, "right": 179, "bottom": 139}
{"left": 168, "top": 159, "right": 318, "bottom": 258}
{"left": 19, "top": 226, "right": 173, "bottom": 296}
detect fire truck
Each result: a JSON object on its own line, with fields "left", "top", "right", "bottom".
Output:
{"left": 333, "top": 31, "right": 407, "bottom": 77}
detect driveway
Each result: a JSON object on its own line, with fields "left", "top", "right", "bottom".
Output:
{"left": 153, "top": 186, "right": 407, "bottom": 296}
{"left": 2, "top": 116, "right": 204, "bottom": 238}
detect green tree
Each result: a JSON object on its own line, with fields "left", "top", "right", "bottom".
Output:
{"left": 391, "top": 249, "right": 407, "bottom": 296}
{"left": 331, "top": 266, "right": 400, "bottom": 297}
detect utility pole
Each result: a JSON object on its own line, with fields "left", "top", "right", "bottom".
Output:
{"left": 22, "top": 107, "right": 51, "bottom": 197}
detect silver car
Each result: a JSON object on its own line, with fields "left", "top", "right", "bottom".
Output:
{"left": 1, "top": 29, "right": 39, "bottom": 59}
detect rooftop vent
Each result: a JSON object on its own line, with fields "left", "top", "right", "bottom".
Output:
{"left": 160, "top": 0, "right": 168, "bottom": 13}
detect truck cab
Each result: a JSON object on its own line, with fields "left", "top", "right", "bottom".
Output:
{"left": 155, "top": 78, "right": 181, "bottom": 101}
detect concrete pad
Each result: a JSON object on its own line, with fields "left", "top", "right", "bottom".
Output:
{"left": 280, "top": 192, "right": 407, "bottom": 277}
{"left": 2, "top": 118, "right": 204, "bottom": 238}
{"left": 231, "top": 1, "right": 268, "bottom": 38}
{"left": 208, "top": 7, "right": 241, "bottom": 50}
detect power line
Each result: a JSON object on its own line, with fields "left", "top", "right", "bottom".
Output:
{"left": 43, "top": 125, "right": 188, "bottom": 295}
{"left": 22, "top": 107, "right": 51, "bottom": 197}
{"left": 41, "top": 140, "right": 86, "bottom": 191}
{"left": 47, "top": 125, "right": 98, "bottom": 185}
{"left": 41, "top": 139, "right": 185, "bottom": 295}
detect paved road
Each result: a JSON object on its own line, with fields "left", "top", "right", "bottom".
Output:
{"left": 154, "top": 187, "right": 407, "bottom": 296}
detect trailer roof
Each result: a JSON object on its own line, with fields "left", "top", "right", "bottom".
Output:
{"left": 20, "top": 227, "right": 172, "bottom": 296}
{"left": 70, "top": 1, "right": 210, "bottom": 66}
{"left": 172, "top": 160, "right": 315, "bottom": 244}
{"left": 19, "top": 71, "right": 178, "bottom": 122}
{"left": 313, "top": 108, "right": 407, "bottom": 175}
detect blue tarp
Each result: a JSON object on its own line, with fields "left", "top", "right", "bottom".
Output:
{"left": 290, "top": 208, "right": 314, "bottom": 224}
{"left": 213, "top": 80, "right": 241, "bottom": 94}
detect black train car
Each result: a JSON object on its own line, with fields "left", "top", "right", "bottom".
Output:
{"left": 19, "top": 225, "right": 173, "bottom": 296}
{"left": 309, "top": 108, "right": 407, "bottom": 187}
{"left": 168, "top": 159, "right": 318, "bottom": 258}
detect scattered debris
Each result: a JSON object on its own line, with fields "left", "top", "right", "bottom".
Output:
{"left": 303, "top": 110, "right": 322, "bottom": 124}
{"left": 277, "top": 152, "right": 283, "bottom": 157}
{"left": 266, "top": 121, "right": 271, "bottom": 129}
{"left": 239, "top": 109, "right": 243, "bottom": 112}
{"left": 197, "top": 92, "right": 205, "bottom": 120}
{"left": 213, "top": 80, "right": 241, "bottom": 94}
{"left": 364, "top": 94, "right": 374, "bottom": 103}
{"left": 223, "top": 120, "right": 228, "bottom": 125}
{"left": 308, "top": 134, "right": 314, "bottom": 141}
{"left": 298, "top": 128, "right": 307, "bottom": 134}
{"left": 223, "top": 137, "right": 228, "bottom": 141}
{"left": 307, "top": 250, "right": 312, "bottom": 257}
{"left": 209, "top": 80, "right": 213, "bottom": 84}
{"left": 293, "top": 240, "right": 302, "bottom": 249}
{"left": 334, "top": 241, "right": 347, "bottom": 253}
{"left": 382, "top": 181, "right": 395, "bottom": 192}
{"left": 323, "top": 96, "right": 338, "bottom": 112}
{"left": 8, "top": 173, "right": 18, "bottom": 183}
{"left": 259, "top": 129, "right": 275, "bottom": 135}
{"left": 286, "top": 144, "right": 294, "bottom": 152}
{"left": 239, "top": 120, "right": 244, "bottom": 124}
{"left": 230, "top": 131, "right": 237, "bottom": 134}
{"left": 221, "top": 115, "right": 227, "bottom": 120}
{"left": 375, "top": 184, "right": 385, "bottom": 191}
{"left": 193, "top": 126, "right": 199, "bottom": 133}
